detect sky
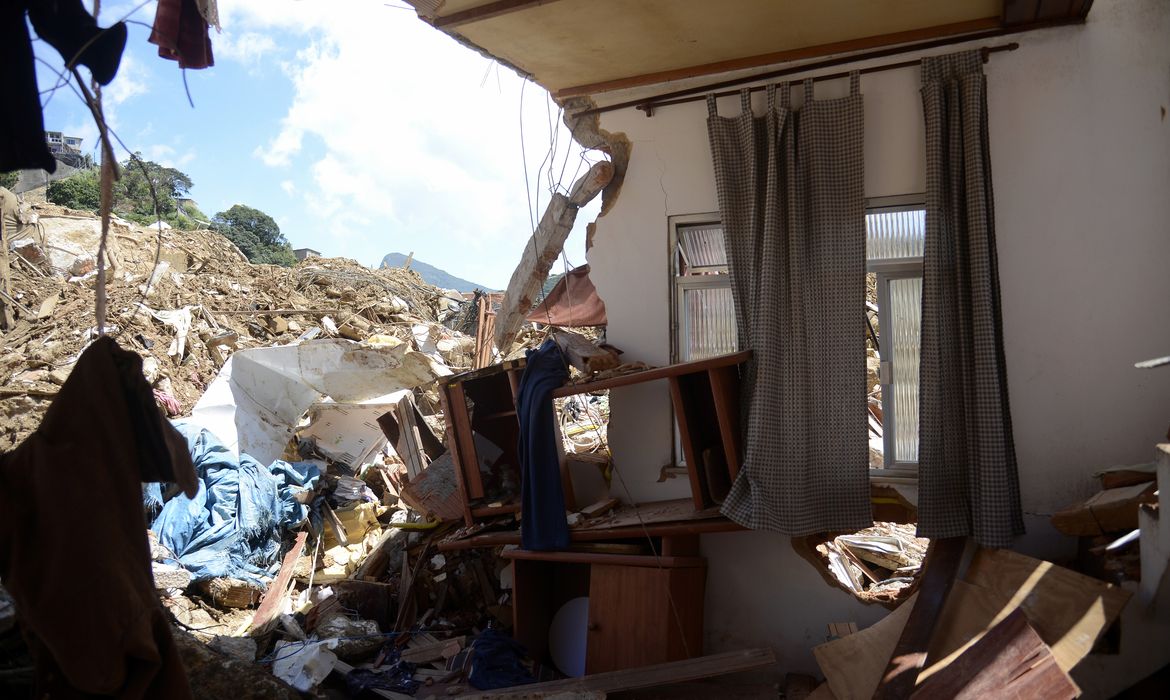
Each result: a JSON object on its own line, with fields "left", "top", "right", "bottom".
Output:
{"left": 35, "top": 0, "right": 603, "bottom": 290}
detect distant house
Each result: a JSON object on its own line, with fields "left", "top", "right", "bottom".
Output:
{"left": 294, "top": 248, "right": 320, "bottom": 261}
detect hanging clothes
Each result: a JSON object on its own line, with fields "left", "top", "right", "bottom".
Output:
{"left": 0, "top": 337, "right": 196, "bottom": 698}
{"left": 150, "top": 0, "right": 215, "bottom": 70}
{"left": 0, "top": 1, "right": 127, "bottom": 172}
{"left": 516, "top": 339, "right": 570, "bottom": 551}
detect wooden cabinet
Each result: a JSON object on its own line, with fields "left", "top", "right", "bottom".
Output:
{"left": 505, "top": 546, "right": 706, "bottom": 675}
{"left": 585, "top": 563, "right": 705, "bottom": 673}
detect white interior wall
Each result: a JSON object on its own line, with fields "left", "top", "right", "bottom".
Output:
{"left": 586, "top": 0, "right": 1170, "bottom": 674}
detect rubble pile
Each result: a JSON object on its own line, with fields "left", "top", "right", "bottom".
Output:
{"left": 0, "top": 203, "right": 476, "bottom": 450}
{"left": 817, "top": 522, "right": 930, "bottom": 602}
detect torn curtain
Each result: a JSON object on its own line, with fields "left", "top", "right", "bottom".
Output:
{"left": 707, "top": 77, "right": 872, "bottom": 535}
{"left": 917, "top": 51, "right": 1023, "bottom": 547}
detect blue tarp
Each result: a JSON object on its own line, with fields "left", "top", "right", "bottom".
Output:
{"left": 145, "top": 422, "right": 319, "bottom": 584}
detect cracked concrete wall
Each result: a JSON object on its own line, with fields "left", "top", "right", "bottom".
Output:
{"left": 584, "top": 0, "right": 1170, "bottom": 675}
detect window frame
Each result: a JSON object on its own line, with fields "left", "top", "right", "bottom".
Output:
{"left": 866, "top": 195, "right": 925, "bottom": 485}
{"left": 666, "top": 198, "right": 925, "bottom": 485}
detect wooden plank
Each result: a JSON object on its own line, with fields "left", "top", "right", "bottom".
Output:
{"left": 814, "top": 594, "right": 917, "bottom": 700}
{"left": 579, "top": 497, "right": 620, "bottom": 519}
{"left": 465, "top": 647, "right": 776, "bottom": 698}
{"left": 431, "top": 0, "right": 569, "bottom": 29}
{"left": 438, "top": 516, "right": 743, "bottom": 551}
{"left": 911, "top": 609, "right": 1078, "bottom": 699}
{"left": 551, "top": 351, "right": 751, "bottom": 398}
{"left": 1003, "top": 0, "right": 1042, "bottom": 25}
{"left": 500, "top": 548, "right": 706, "bottom": 569}
{"left": 495, "top": 162, "right": 613, "bottom": 350}
{"left": 1050, "top": 481, "right": 1157, "bottom": 535}
{"left": 554, "top": 18, "right": 1002, "bottom": 98}
{"left": 1036, "top": 0, "right": 1076, "bottom": 22}
{"left": 436, "top": 382, "right": 475, "bottom": 526}
{"left": 0, "top": 215, "right": 15, "bottom": 328}
{"left": 873, "top": 537, "right": 966, "bottom": 700}
{"left": 924, "top": 547, "right": 1132, "bottom": 676}
{"left": 446, "top": 381, "right": 485, "bottom": 500}
{"left": 251, "top": 531, "right": 308, "bottom": 634}
{"left": 322, "top": 502, "right": 350, "bottom": 547}
{"left": 395, "top": 394, "right": 431, "bottom": 480}
{"left": 36, "top": 293, "right": 59, "bottom": 320}
{"left": 708, "top": 365, "right": 743, "bottom": 480}
{"left": 669, "top": 375, "right": 711, "bottom": 511}
{"left": 552, "top": 329, "right": 620, "bottom": 374}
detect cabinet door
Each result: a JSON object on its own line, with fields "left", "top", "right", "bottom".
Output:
{"left": 585, "top": 564, "right": 705, "bottom": 673}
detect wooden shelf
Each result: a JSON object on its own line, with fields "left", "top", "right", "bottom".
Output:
{"left": 471, "top": 502, "right": 521, "bottom": 517}
{"left": 501, "top": 548, "right": 706, "bottom": 568}
{"left": 551, "top": 351, "right": 751, "bottom": 398}
{"left": 438, "top": 517, "right": 743, "bottom": 552}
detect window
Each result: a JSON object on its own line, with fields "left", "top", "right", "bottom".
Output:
{"left": 865, "top": 196, "right": 925, "bottom": 480}
{"left": 670, "top": 214, "right": 736, "bottom": 364}
{"left": 668, "top": 197, "right": 925, "bottom": 481}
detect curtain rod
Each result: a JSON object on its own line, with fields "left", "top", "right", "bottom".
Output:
{"left": 573, "top": 40, "right": 1020, "bottom": 119}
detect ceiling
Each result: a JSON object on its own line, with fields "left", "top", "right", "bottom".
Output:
{"left": 408, "top": 0, "right": 1093, "bottom": 98}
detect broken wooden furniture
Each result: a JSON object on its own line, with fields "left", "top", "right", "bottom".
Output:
{"left": 440, "top": 350, "right": 751, "bottom": 526}
{"left": 550, "top": 350, "right": 751, "bottom": 509}
{"left": 437, "top": 358, "right": 528, "bottom": 526}
{"left": 503, "top": 538, "right": 706, "bottom": 675}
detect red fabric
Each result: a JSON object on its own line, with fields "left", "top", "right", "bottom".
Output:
{"left": 149, "top": 0, "right": 213, "bottom": 70}
{"left": 526, "top": 264, "right": 607, "bottom": 327}
{"left": 0, "top": 337, "right": 196, "bottom": 698}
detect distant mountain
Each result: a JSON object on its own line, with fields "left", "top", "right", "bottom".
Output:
{"left": 379, "top": 252, "right": 493, "bottom": 293}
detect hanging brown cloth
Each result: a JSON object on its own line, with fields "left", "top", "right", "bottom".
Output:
{"left": 150, "top": 0, "right": 214, "bottom": 70}
{"left": 0, "top": 337, "right": 196, "bottom": 698}
{"left": 526, "top": 264, "right": 608, "bottom": 327}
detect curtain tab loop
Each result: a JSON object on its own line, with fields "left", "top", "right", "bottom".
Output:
{"left": 779, "top": 82, "right": 791, "bottom": 108}
{"left": 802, "top": 78, "right": 815, "bottom": 106}
{"left": 739, "top": 88, "right": 752, "bottom": 116}
{"left": 766, "top": 84, "right": 776, "bottom": 111}
{"left": 705, "top": 93, "right": 718, "bottom": 117}
{"left": 849, "top": 70, "right": 861, "bottom": 96}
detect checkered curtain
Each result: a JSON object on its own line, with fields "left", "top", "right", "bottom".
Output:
{"left": 707, "top": 77, "right": 872, "bottom": 535}
{"left": 917, "top": 50, "right": 1024, "bottom": 547}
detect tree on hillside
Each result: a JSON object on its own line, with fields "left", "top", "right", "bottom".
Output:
{"left": 0, "top": 172, "right": 18, "bottom": 190}
{"left": 211, "top": 204, "right": 297, "bottom": 266}
{"left": 47, "top": 169, "right": 101, "bottom": 211}
{"left": 114, "top": 155, "right": 193, "bottom": 219}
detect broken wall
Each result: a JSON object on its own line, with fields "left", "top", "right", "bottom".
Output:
{"left": 585, "top": 0, "right": 1170, "bottom": 674}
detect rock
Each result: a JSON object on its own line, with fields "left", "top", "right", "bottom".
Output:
{"left": 152, "top": 562, "right": 193, "bottom": 590}
{"left": 287, "top": 320, "right": 302, "bottom": 333}
{"left": 208, "top": 635, "right": 258, "bottom": 663}
{"left": 315, "top": 616, "right": 383, "bottom": 660}
{"left": 48, "top": 365, "right": 73, "bottom": 385}
{"left": 141, "top": 356, "right": 160, "bottom": 384}
{"left": 267, "top": 316, "right": 289, "bottom": 334}
{"left": 69, "top": 254, "right": 96, "bottom": 277}
{"left": 171, "top": 626, "right": 301, "bottom": 700}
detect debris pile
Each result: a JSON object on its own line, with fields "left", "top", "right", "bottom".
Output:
{"left": 817, "top": 522, "right": 930, "bottom": 601}
{"left": 0, "top": 202, "right": 476, "bottom": 450}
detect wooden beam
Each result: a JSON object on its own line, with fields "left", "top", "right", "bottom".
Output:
{"left": 431, "top": 0, "right": 569, "bottom": 30}
{"left": 1003, "top": 0, "right": 1042, "bottom": 26}
{"left": 873, "top": 537, "right": 967, "bottom": 700}
{"left": 463, "top": 647, "right": 776, "bottom": 698}
{"left": 911, "top": 609, "right": 1078, "bottom": 699}
{"left": 554, "top": 17, "right": 1002, "bottom": 98}
{"left": 552, "top": 329, "right": 620, "bottom": 374}
{"left": 494, "top": 161, "right": 613, "bottom": 350}
{"left": 251, "top": 531, "right": 308, "bottom": 634}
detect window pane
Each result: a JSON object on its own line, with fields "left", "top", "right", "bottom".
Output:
{"left": 866, "top": 209, "right": 924, "bottom": 261}
{"left": 889, "top": 277, "right": 922, "bottom": 462}
{"left": 678, "top": 224, "right": 728, "bottom": 271}
{"left": 681, "top": 286, "right": 737, "bottom": 361}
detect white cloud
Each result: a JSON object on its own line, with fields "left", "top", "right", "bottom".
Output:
{"left": 280, "top": 180, "right": 296, "bottom": 196}
{"left": 141, "top": 143, "right": 196, "bottom": 169}
{"left": 104, "top": 53, "right": 149, "bottom": 107}
{"left": 222, "top": 0, "right": 602, "bottom": 286}
{"left": 215, "top": 31, "right": 278, "bottom": 66}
